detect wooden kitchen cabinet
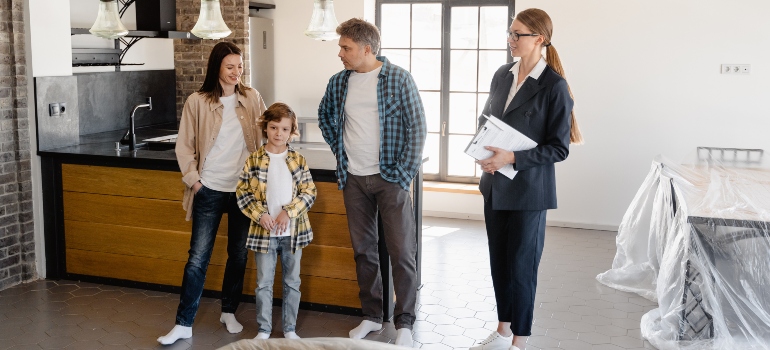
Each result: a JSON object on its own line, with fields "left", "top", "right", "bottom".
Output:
{"left": 55, "top": 163, "right": 361, "bottom": 311}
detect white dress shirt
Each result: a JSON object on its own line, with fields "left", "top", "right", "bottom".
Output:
{"left": 504, "top": 57, "right": 548, "bottom": 111}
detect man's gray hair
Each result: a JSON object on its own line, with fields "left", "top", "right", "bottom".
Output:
{"left": 336, "top": 18, "right": 380, "bottom": 54}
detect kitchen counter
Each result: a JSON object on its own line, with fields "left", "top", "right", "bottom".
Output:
{"left": 38, "top": 127, "right": 422, "bottom": 318}
{"left": 39, "top": 125, "right": 337, "bottom": 171}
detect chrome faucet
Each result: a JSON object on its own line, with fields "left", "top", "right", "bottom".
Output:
{"left": 126, "top": 97, "right": 152, "bottom": 151}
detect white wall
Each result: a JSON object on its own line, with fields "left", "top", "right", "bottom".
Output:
{"left": 29, "top": 0, "right": 72, "bottom": 76}
{"left": 252, "top": 0, "right": 373, "bottom": 142}
{"left": 513, "top": 0, "right": 770, "bottom": 228}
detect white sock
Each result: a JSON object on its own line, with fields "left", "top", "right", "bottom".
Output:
{"left": 284, "top": 331, "right": 300, "bottom": 339}
{"left": 349, "top": 320, "right": 382, "bottom": 339}
{"left": 255, "top": 332, "right": 270, "bottom": 340}
{"left": 510, "top": 346, "right": 521, "bottom": 350}
{"left": 395, "top": 328, "right": 413, "bottom": 347}
{"left": 157, "top": 325, "right": 192, "bottom": 345}
{"left": 219, "top": 312, "right": 243, "bottom": 334}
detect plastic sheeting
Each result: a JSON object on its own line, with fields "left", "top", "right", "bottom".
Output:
{"left": 597, "top": 149, "right": 770, "bottom": 350}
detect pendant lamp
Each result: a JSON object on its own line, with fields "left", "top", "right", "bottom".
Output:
{"left": 304, "top": 0, "right": 340, "bottom": 41}
{"left": 89, "top": 0, "right": 129, "bottom": 39}
{"left": 191, "top": 0, "right": 232, "bottom": 40}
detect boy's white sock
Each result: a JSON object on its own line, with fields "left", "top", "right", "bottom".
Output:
{"left": 157, "top": 325, "right": 192, "bottom": 345}
{"left": 220, "top": 312, "right": 243, "bottom": 334}
{"left": 349, "top": 320, "right": 382, "bottom": 339}
{"left": 395, "top": 328, "right": 413, "bottom": 347}
{"left": 284, "top": 331, "right": 301, "bottom": 339}
{"left": 255, "top": 332, "right": 270, "bottom": 340}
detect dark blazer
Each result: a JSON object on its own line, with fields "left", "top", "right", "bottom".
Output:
{"left": 478, "top": 62, "right": 573, "bottom": 211}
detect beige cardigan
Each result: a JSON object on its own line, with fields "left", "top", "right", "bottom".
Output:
{"left": 175, "top": 88, "right": 266, "bottom": 221}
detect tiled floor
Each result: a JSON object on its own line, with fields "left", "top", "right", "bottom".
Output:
{"left": 0, "top": 217, "right": 658, "bottom": 350}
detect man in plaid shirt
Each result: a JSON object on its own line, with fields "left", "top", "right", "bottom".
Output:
{"left": 318, "top": 18, "right": 426, "bottom": 347}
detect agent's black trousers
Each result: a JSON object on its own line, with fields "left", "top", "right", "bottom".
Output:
{"left": 484, "top": 199, "right": 547, "bottom": 336}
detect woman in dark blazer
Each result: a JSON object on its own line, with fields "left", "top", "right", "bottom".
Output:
{"left": 470, "top": 8, "right": 583, "bottom": 350}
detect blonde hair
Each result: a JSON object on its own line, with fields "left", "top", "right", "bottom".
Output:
{"left": 259, "top": 102, "right": 300, "bottom": 142}
{"left": 516, "top": 8, "right": 584, "bottom": 144}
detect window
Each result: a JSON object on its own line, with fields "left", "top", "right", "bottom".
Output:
{"left": 376, "top": 0, "right": 514, "bottom": 183}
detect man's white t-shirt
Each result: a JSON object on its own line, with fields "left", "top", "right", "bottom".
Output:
{"left": 200, "top": 94, "right": 249, "bottom": 192}
{"left": 343, "top": 66, "right": 382, "bottom": 176}
{"left": 266, "top": 149, "right": 292, "bottom": 237}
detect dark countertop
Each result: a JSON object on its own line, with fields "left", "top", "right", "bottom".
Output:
{"left": 38, "top": 125, "right": 338, "bottom": 173}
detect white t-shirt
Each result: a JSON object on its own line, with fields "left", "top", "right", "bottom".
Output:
{"left": 200, "top": 94, "right": 249, "bottom": 192}
{"left": 266, "top": 149, "right": 292, "bottom": 237}
{"left": 343, "top": 66, "right": 382, "bottom": 176}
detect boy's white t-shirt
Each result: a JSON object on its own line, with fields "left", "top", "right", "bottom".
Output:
{"left": 266, "top": 149, "right": 292, "bottom": 237}
{"left": 200, "top": 93, "right": 250, "bottom": 192}
{"left": 343, "top": 66, "right": 382, "bottom": 176}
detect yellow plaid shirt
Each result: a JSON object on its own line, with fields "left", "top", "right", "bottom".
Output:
{"left": 236, "top": 145, "right": 316, "bottom": 253}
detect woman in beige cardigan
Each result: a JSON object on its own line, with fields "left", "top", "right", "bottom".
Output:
{"left": 158, "top": 42, "right": 266, "bottom": 345}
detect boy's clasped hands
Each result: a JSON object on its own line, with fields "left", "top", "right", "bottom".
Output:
{"left": 259, "top": 209, "right": 290, "bottom": 233}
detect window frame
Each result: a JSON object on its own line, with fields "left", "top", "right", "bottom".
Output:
{"left": 376, "top": 0, "right": 516, "bottom": 183}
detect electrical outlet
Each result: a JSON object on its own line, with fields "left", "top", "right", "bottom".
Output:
{"left": 721, "top": 64, "right": 751, "bottom": 75}
{"left": 48, "top": 103, "right": 60, "bottom": 117}
{"left": 59, "top": 102, "right": 67, "bottom": 117}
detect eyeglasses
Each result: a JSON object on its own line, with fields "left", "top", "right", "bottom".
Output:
{"left": 507, "top": 31, "right": 540, "bottom": 41}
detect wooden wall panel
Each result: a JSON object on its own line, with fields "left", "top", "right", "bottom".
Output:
{"left": 64, "top": 220, "right": 225, "bottom": 264}
{"left": 62, "top": 164, "right": 183, "bottom": 201}
{"left": 66, "top": 220, "right": 355, "bottom": 280}
{"left": 307, "top": 212, "right": 351, "bottom": 248}
{"left": 274, "top": 245, "right": 356, "bottom": 281}
{"left": 63, "top": 191, "right": 201, "bottom": 233}
{"left": 61, "top": 164, "right": 361, "bottom": 310}
{"left": 66, "top": 249, "right": 361, "bottom": 308}
{"left": 311, "top": 182, "right": 346, "bottom": 215}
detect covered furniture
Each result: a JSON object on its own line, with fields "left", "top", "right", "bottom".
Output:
{"left": 597, "top": 149, "right": 770, "bottom": 350}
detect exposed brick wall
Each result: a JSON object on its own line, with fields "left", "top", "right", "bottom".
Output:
{"left": 0, "top": 0, "right": 35, "bottom": 291}
{"left": 175, "top": 0, "right": 250, "bottom": 119}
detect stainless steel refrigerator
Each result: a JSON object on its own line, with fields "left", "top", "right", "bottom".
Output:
{"left": 249, "top": 17, "right": 275, "bottom": 106}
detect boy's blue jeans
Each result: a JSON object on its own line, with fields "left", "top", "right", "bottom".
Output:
{"left": 255, "top": 236, "right": 302, "bottom": 333}
{"left": 175, "top": 185, "right": 250, "bottom": 327}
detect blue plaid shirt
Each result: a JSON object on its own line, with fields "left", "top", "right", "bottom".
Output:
{"left": 318, "top": 56, "right": 426, "bottom": 191}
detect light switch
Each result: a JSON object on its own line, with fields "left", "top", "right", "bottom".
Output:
{"left": 49, "top": 103, "right": 60, "bottom": 117}
{"left": 721, "top": 64, "right": 751, "bottom": 75}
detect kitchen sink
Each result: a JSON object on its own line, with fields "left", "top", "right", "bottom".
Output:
{"left": 117, "top": 133, "right": 177, "bottom": 151}
{"left": 142, "top": 134, "right": 177, "bottom": 151}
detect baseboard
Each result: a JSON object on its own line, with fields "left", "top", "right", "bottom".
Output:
{"left": 545, "top": 220, "right": 617, "bottom": 232}
{"left": 423, "top": 211, "right": 617, "bottom": 232}
{"left": 423, "top": 210, "right": 484, "bottom": 221}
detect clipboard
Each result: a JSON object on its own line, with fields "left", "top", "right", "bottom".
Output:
{"left": 464, "top": 115, "right": 537, "bottom": 179}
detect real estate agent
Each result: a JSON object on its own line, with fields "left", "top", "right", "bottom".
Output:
{"left": 470, "top": 8, "right": 583, "bottom": 350}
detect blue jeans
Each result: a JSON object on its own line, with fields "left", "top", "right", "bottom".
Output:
{"left": 255, "top": 236, "right": 302, "bottom": 333}
{"left": 175, "top": 185, "right": 250, "bottom": 327}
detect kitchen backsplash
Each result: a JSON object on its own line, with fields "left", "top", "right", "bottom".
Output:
{"left": 76, "top": 70, "right": 176, "bottom": 135}
{"left": 35, "top": 70, "right": 177, "bottom": 150}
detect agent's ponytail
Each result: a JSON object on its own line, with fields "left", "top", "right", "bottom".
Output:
{"left": 545, "top": 44, "right": 583, "bottom": 144}
{"left": 517, "top": 8, "right": 584, "bottom": 145}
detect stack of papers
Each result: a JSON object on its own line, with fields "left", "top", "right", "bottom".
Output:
{"left": 464, "top": 115, "right": 536, "bottom": 179}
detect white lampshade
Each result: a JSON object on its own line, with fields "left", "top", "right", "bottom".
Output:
{"left": 304, "top": 0, "right": 340, "bottom": 41}
{"left": 191, "top": 0, "right": 232, "bottom": 40}
{"left": 89, "top": 0, "right": 129, "bottom": 39}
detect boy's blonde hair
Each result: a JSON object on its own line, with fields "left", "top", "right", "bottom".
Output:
{"left": 259, "top": 102, "right": 300, "bottom": 141}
